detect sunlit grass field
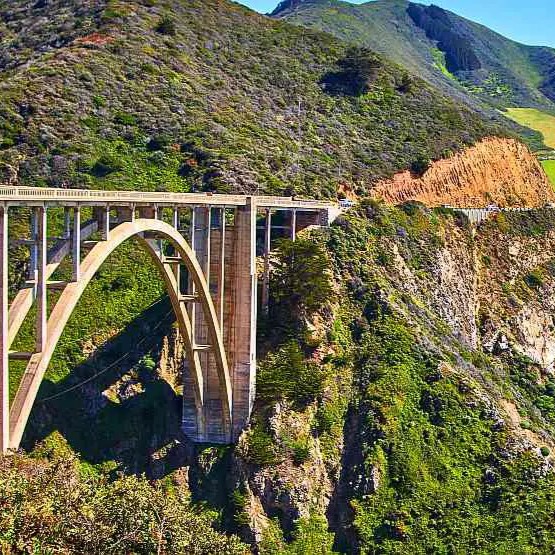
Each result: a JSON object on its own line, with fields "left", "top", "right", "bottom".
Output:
{"left": 505, "top": 107, "right": 555, "bottom": 149}
{"left": 504, "top": 108, "right": 555, "bottom": 185}
{"left": 543, "top": 160, "right": 555, "bottom": 186}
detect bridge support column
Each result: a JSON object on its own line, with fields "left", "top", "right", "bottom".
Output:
{"left": 72, "top": 206, "right": 81, "bottom": 282}
{"left": 0, "top": 205, "right": 8, "bottom": 453}
{"left": 261, "top": 208, "right": 272, "bottom": 315}
{"left": 63, "top": 207, "right": 71, "bottom": 240}
{"left": 290, "top": 208, "right": 297, "bottom": 240}
{"left": 228, "top": 200, "right": 257, "bottom": 440}
{"left": 189, "top": 206, "right": 228, "bottom": 442}
{"left": 93, "top": 206, "right": 110, "bottom": 241}
{"left": 35, "top": 207, "right": 47, "bottom": 353}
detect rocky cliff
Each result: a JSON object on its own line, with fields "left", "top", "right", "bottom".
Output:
{"left": 16, "top": 201, "right": 555, "bottom": 553}
{"left": 226, "top": 205, "right": 555, "bottom": 552}
{"left": 371, "top": 137, "right": 555, "bottom": 207}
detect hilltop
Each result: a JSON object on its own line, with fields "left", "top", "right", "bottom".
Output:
{"left": 272, "top": 0, "right": 555, "bottom": 151}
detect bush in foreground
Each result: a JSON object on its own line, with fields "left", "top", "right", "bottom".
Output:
{"left": 0, "top": 451, "right": 247, "bottom": 554}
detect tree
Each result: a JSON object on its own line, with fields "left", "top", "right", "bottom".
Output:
{"left": 0, "top": 450, "right": 247, "bottom": 554}
{"left": 322, "top": 47, "right": 381, "bottom": 96}
{"left": 269, "top": 238, "right": 335, "bottom": 334}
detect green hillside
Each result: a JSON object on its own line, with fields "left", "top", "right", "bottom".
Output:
{"left": 6, "top": 1, "right": 555, "bottom": 553}
{"left": 0, "top": 0, "right": 503, "bottom": 466}
{"left": 0, "top": 0, "right": 498, "bottom": 201}
{"left": 272, "top": 0, "right": 555, "bottom": 149}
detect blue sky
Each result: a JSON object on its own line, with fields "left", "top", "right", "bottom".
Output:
{"left": 236, "top": 0, "right": 555, "bottom": 48}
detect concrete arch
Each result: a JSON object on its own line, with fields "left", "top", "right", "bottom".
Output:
{"left": 8, "top": 218, "right": 232, "bottom": 449}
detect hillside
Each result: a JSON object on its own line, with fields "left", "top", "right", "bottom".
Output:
{"left": 371, "top": 137, "right": 555, "bottom": 207}
{"left": 0, "top": 0, "right": 499, "bottom": 199}
{"left": 271, "top": 0, "right": 555, "bottom": 150}
{"left": 16, "top": 204, "right": 555, "bottom": 553}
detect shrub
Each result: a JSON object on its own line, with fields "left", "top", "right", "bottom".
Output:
{"left": 524, "top": 270, "right": 544, "bottom": 289}
{"left": 322, "top": 47, "right": 381, "bottom": 96}
{"left": 270, "top": 238, "right": 334, "bottom": 335}
{"left": 156, "top": 16, "right": 176, "bottom": 36}
{"left": 0, "top": 451, "right": 246, "bottom": 554}
{"left": 92, "top": 94, "right": 106, "bottom": 108}
{"left": 231, "top": 489, "right": 251, "bottom": 527}
{"left": 90, "top": 153, "right": 124, "bottom": 177}
{"left": 244, "top": 424, "right": 280, "bottom": 466}
{"left": 256, "top": 341, "right": 326, "bottom": 408}
{"left": 396, "top": 72, "right": 415, "bottom": 94}
{"left": 113, "top": 111, "right": 137, "bottom": 126}
{"left": 290, "top": 439, "right": 310, "bottom": 466}
{"left": 541, "top": 446, "right": 550, "bottom": 457}
{"left": 411, "top": 155, "right": 431, "bottom": 176}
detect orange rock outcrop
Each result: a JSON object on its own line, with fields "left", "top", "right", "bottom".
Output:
{"left": 371, "top": 137, "right": 555, "bottom": 207}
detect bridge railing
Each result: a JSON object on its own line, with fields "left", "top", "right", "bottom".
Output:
{"left": 0, "top": 187, "right": 336, "bottom": 210}
{"left": 254, "top": 195, "right": 335, "bottom": 209}
{"left": 0, "top": 186, "right": 249, "bottom": 206}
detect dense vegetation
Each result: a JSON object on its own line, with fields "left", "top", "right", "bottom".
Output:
{"left": 0, "top": 0, "right": 498, "bottom": 199}
{"left": 236, "top": 203, "right": 555, "bottom": 553}
{"left": 4, "top": 1, "right": 555, "bottom": 554}
{"left": 0, "top": 447, "right": 246, "bottom": 554}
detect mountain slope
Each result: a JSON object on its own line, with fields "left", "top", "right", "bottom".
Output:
{"left": 5, "top": 2, "right": 555, "bottom": 554}
{"left": 272, "top": 0, "right": 555, "bottom": 149}
{"left": 0, "top": 0, "right": 501, "bottom": 199}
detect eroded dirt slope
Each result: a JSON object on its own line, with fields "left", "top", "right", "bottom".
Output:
{"left": 372, "top": 137, "right": 554, "bottom": 207}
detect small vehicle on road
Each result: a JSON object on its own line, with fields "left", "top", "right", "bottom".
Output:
{"left": 339, "top": 198, "right": 354, "bottom": 208}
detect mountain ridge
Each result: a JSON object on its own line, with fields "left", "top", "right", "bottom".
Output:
{"left": 271, "top": 0, "right": 555, "bottom": 149}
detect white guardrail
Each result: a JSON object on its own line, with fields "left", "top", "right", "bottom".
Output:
{"left": 0, "top": 187, "right": 335, "bottom": 210}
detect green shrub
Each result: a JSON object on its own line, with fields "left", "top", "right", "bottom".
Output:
{"left": 90, "top": 153, "right": 124, "bottom": 177}
{"left": 156, "top": 16, "right": 176, "bottom": 36}
{"left": 245, "top": 424, "right": 280, "bottom": 466}
{"left": 524, "top": 270, "right": 544, "bottom": 289}
{"left": 411, "top": 155, "right": 431, "bottom": 176}
{"left": 256, "top": 341, "right": 325, "bottom": 408}
{"left": 323, "top": 47, "right": 381, "bottom": 96}
{"left": 231, "top": 489, "right": 251, "bottom": 527}
{"left": 541, "top": 446, "right": 550, "bottom": 457}
{"left": 92, "top": 95, "right": 106, "bottom": 108}
{"left": 0, "top": 451, "right": 246, "bottom": 554}
{"left": 113, "top": 111, "right": 137, "bottom": 126}
{"left": 290, "top": 439, "right": 310, "bottom": 466}
{"left": 270, "top": 238, "right": 334, "bottom": 335}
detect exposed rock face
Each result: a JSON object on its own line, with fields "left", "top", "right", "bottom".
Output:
{"left": 476, "top": 222, "right": 555, "bottom": 371}
{"left": 372, "top": 137, "right": 555, "bottom": 207}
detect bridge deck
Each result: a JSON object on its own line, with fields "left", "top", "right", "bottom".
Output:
{"left": 0, "top": 186, "right": 335, "bottom": 211}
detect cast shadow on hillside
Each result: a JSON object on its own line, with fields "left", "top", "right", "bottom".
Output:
{"left": 21, "top": 298, "right": 195, "bottom": 478}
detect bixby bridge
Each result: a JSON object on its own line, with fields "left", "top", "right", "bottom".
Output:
{"left": 0, "top": 187, "right": 338, "bottom": 453}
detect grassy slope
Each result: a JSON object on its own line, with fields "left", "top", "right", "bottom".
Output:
{"left": 505, "top": 107, "right": 555, "bottom": 149}
{"left": 543, "top": 160, "right": 555, "bottom": 185}
{"left": 504, "top": 107, "right": 555, "bottom": 185}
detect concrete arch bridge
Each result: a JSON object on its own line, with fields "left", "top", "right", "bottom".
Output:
{"left": 0, "top": 187, "right": 337, "bottom": 452}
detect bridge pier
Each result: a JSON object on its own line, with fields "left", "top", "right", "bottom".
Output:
{"left": 229, "top": 201, "right": 257, "bottom": 439}
{"left": 0, "top": 205, "right": 8, "bottom": 453}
